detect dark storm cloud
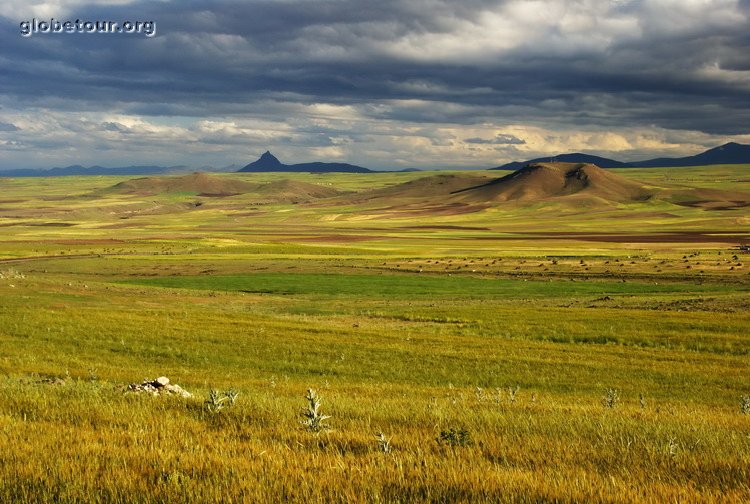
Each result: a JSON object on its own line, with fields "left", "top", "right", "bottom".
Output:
{"left": 1, "top": 0, "right": 749, "bottom": 158}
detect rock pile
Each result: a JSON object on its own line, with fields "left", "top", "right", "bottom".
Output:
{"left": 0, "top": 268, "right": 25, "bottom": 280}
{"left": 127, "top": 376, "right": 192, "bottom": 398}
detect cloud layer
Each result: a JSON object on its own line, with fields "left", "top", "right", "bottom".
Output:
{"left": 1, "top": 0, "right": 749, "bottom": 169}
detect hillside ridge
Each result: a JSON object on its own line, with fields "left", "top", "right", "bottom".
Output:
{"left": 494, "top": 142, "right": 750, "bottom": 170}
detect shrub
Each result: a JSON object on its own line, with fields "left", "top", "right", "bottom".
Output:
{"left": 374, "top": 431, "right": 392, "bottom": 453}
{"left": 437, "top": 427, "right": 473, "bottom": 447}
{"left": 602, "top": 388, "right": 620, "bottom": 408}
{"left": 205, "top": 388, "right": 239, "bottom": 413}
{"left": 740, "top": 395, "right": 750, "bottom": 414}
{"left": 508, "top": 385, "right": 520, "bottom": 404}
{"left": 300, "top": 388, "right": 331, "bottom": 432}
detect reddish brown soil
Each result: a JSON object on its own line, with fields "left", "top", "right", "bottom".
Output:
{"left": 474, "top": 231, "right": 750, "bottom": 244}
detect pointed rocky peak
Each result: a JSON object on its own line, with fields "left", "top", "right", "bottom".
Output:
{"left": 239, "top": 150, "right": 285, "bottom": 172}
{"left": 238, "top": 151, "right": 372, "bottom": 173}
{"left": 258, "top": 151, "right": 281, "bottom": 165}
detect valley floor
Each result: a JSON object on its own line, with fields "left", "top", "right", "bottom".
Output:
{"left": 0, "top": 169, "right": 749, "bottom": 502}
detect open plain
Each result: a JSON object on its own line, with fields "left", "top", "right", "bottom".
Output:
{"left": 1, "top": 164, "right": 749, "bottom": 502}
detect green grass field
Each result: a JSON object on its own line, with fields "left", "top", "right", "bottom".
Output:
{"left": 1, "top": 167, "right": 749, "bottom": 502}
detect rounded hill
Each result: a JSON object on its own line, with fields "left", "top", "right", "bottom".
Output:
{"left": 453, "top": 163, "right": 654, "bottom": 203}
{"left": 107, "top": 172, "right": 258, "bottom": 196}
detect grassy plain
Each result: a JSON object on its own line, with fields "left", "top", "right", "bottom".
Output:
{"left": 0, "top": 166, "right": 749, "bottom": 502}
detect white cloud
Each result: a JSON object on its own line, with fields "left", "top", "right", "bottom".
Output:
{"left": 2, "top": 0, "right": 139, "bottom": 20}
{"left": 637, "top": 0, "right": 746, "bottom": 37}
{"left": 377, "top": 0, "right": 644, "bottom": 62}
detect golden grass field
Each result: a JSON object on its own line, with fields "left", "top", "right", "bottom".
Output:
{"left": 1, "top": 165, "right": 749, "bottom": 502}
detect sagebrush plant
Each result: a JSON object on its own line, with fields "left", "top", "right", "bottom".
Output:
{"left": 508, "top": 385, "right": 520, "bottom": 404}
{"left": 741, "top": 395, "right": 750, "bottom": 414}
{"left": 494, "top": 388, "right": 503, "bottom": 405}
{"left": 474, "top": 386, "right": 486, "bottom": 402}
{"left": 437, "top": 427, "right": 473, "bottom": 447}
{"left": 300, "top": 388, "right": 331, "bottom": 432}
{"left": 667, "top": 437, "right": 678, "bottom": 458}
{"left": 602, "top": 388, "right": 620, "bottom": 408}
{"left": 205, "top": 388, "right": 239, "bottom": 413}
{"left": 374, "top": 431, "right": 392, "bottom": 453}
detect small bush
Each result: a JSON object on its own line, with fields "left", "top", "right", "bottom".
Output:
{"left": 205, "top": 388, "right": 239, "bottom": 413}
{"left": 508, "top": 385, "right": 520, "bottom": 404}
{"left": 437, "top": 427, "right": 473, "bottom": 447}
{"left": 374, "top": 431, "right": 392, "bottom": 453}
{"left": 300, "top": 388, "right": 331, "bottom": 432}
{"left": 602, "top": 388, "right": 620, "bottom": 408}
{"left": 740, "top": 395, "right": 750, "bottom": 414}
{"left": 667, "top": 437, "right": 678, "bottom": 458}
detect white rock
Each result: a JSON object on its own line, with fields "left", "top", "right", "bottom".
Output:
{"left": 166, "top": 384, "right": 192, "bottom": 398}
{"left": 154, "top": 376, "right": 170, "bottom": 387}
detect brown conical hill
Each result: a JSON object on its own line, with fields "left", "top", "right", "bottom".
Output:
{"left": 108, "top": 172, "right": 258, "bottom": 196}
{"left": 453, "top": 163, "right": 653, "bottom": 203}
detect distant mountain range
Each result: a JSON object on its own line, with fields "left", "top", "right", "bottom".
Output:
{"left": 2, "top": 143, "right": 747, "bottom": 177}
{"left": 0, "top": 165, "right": 178, "bottom": 177}
{"left": 0, "top": 164, "right": 239, "bottom": 177}
{"left": 629, "top": 142, "right": 750, "bottom": 167}
{"left": 494, "top": 142, "right": 750, "bottom": 170}
{"left": 239, "top": 151, "right": 372, "bottom": 173}
{"left": 497, "top": 153, "right": 630, "bottom": 171}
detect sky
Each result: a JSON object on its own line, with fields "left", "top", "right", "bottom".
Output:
{"left": 1, "top": 0, "right": 750, "bottom": 170}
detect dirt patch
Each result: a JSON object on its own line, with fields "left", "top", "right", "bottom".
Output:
{"left": 666, "top": 188, "right": 750, "bottom": 210}
{"left": 673, "top": 200, "right": 750, "bottom": 210}
{"left": 28, "top": 222, "right": 77, "bottom": 227}
{"left": 197, "top": 192, "right": 241, "bottom": 197}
